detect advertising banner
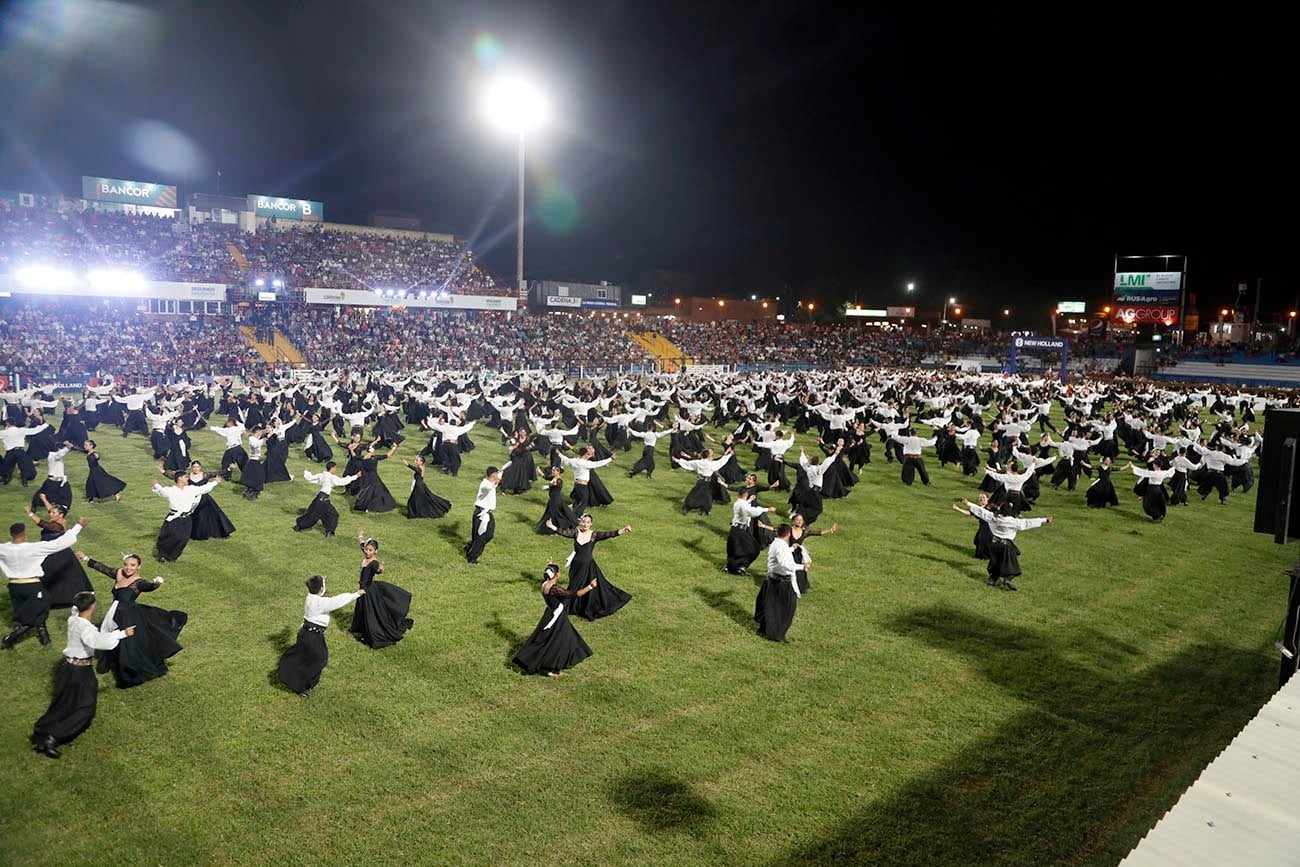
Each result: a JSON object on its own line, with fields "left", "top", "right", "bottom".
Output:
{"left": 302, "top": 287, "right": 516, "bottom": 311}
{"left": 248, "top": 195, "right": 324, "bottom": 222}
{"left": 1113, "top": 305, "right": 1179, "bottom": 324}
{"left": 581, "top": 298, "right": 620, "bottom": 309}
{"left": 1009, "top": 335, "right": 1069, "bottom": 380}
{"left": 82, "top": 176, "right": 178, "bottom": 208}
{"left": 886, "top": 306, "right": 915, "bottom": 318}
{"left": 545, "top": 295, "right": 583, "bottom": 308}
{"left": 0, "top": 274, "right": 225, "bottom": 301}
{"left": 1056, "top": 301, "right": 1086, "bottom": 313}
{"left": 1113, "top": 271, "right": 1182, "bottom": 305}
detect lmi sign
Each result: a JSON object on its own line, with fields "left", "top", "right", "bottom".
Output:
{"left": 1114, "top": 271, "right": 1182, "bottom": 305}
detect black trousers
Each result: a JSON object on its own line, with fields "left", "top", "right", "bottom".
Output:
{"left": 629, "top": 446, "right": 656, "bottom": 477}
{"left": 0, "top": 448, "right": 37, "bottom": 484}
{"left": 901, "top": 455, "right": 930, "bottom": 486}
{"left": 1198, "top": 470, "right": 1229, "bottom": 502}
{"left": 296, "top": 493, "right": 340, "bottom": 533}
{"left": 464, "top": 507, "right": 496, "bottom": 562}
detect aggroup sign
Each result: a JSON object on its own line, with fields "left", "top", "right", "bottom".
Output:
{"left": 82, "top": 176, "right": 178, "bottom": 208}
{"left": 1114, "top": 305, "right": 1179, "bottom": 324}
{"left": 248, "top": 195, "right": 324, "bottom": 222}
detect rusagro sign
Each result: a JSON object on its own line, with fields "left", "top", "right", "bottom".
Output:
{"left": 248, "top": 195, "right": 324, "bottom": 222}
{"left": 82, "top": 176, "right": 178, "bottom": 208}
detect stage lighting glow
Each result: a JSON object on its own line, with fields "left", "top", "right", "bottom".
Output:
{"left": 473, "top": 32, "right": 502, "bottom": 66}
{"left": 86, "top": 269, "right": 145, "bottom": 292}
{"left": 481, "top": 74, "right": 549, "bottom": 136}
{"left": 272, "top": 278, "right": 284, "bottom": 289}
{"left": 16, "top": 265, "right": 78, "bottom": 288}
{"left": 255, "top": 278, "right": 265, "bottom": 287}
{"left": 124, "top": 119, "right": 207, "bottom": 178}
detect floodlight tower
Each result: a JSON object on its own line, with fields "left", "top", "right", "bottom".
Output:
{"left": 481, "top": 75, "right": 549, "bottom": 302}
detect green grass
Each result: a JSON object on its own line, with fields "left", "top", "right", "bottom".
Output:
{"left": 0, "top": 406, "right": 1284, "bottom": 866}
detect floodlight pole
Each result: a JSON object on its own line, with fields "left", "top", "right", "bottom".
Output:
{"left": 516, "top": 132, "right": 526, "bottom": 304}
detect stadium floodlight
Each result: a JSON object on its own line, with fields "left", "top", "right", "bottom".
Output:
{"left": 906, "top": 282, "right": 915, "bottom": 293}
{"left": 272, "top": 278, "right": 284, "bottom": 289}
{"left": 479, "top": 72, "right": 550, "bottom": 303}
{"left": 397, "top": 289, "right": 407, "bottom": 298}
{"left": 255, "top": 278, "right": 265, "bottom": 287}
{"left": 16, "top": 264, "right": 78, "bottom": 289}
{"left": 86, "top": 269, "right": 145, "bottom": 293}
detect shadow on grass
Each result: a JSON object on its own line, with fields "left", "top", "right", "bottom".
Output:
{"left": 681, "top": 536, "right": 716, "bottom": 563}
{"left": 484, "top": 611, "right": 525, "bottom": 669}
{"left": 909, "top": 551, "right": 985, "bottom": 578}
{"left": 693, "top": 587, "right": 753, "bottom": 632}
{"left": 766, "top": 605, "right": 1275, "bottom": 867}
{"left": 434, "top": 522, "right": 463, "bottom": 547}
{"left": 265, "top": 626, "right": 296, "bottom": 690}
{"left": 918, "top": 532, "right": 978, "bottom": 560}
{"left": 609, "top": 767, "right": 717, "bottom": 836}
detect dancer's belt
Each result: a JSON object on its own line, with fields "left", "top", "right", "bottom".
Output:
{"left": 301, "top": 621, "right": 326, "bottom": 634}
{"left": 7, "top": 577, "right": 41, "bottom": 584}
{"left": 64, "top": 656, "right": 93, "bottom": 666}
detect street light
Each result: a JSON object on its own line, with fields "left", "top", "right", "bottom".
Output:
{"left": 943, "top": 296, "right": 958, "bottom": 327}
{"left": 906, "top": 282, "right": 915, "bottom": 293}
{"left": 480, "top": 74, "right": 550, "bottom": 301}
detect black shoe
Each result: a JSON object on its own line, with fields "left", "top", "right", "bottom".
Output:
{"left": 324, "top": 531, "right": 335, "bottom": 537}
{"left": 2, "top": 625, "right": 31, "bottom": 649}
{"left": 36, "top": 626, "right": 50, "bottom": 646}
{"left": 34, "top": 735, "right": 60, "bottom": 758}
{"left": 293, "top": 526, "right": 304, "bottom": 532}
{"left": 1002, "top": 580, "right": 1018, "bottom": 591}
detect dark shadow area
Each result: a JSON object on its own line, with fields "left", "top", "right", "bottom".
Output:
{"left": 484, "top": 611, "right": 526, "bottom": 668}
{"left": 681, "top": 535, "right": 715, "bottom": 562}
{"left": 265, "top": 626, "right": 296, "bottom": 690}
{"left": 434, "top": 522, "right": 463, "bottom": 547}
{"left": 918, "top": 532, "right": 979, "bottom": 560}
{"left": 909, "top": 551, "right": 985, "bottom": 577}
{"left": 693, "top": 586, "right": 753, "bottom": 632}
{"left": 768, "top": 605, "right": 1275, "bottom": 866}
{"left": 609, "top": 767, "right": 718, "bottom": 835}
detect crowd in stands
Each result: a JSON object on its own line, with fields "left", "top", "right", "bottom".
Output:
{"left": 0, "top": 201, "right": 506, "bottom": 295}
{"left": 0, "top": 299, "right": 263, "bottom": 380}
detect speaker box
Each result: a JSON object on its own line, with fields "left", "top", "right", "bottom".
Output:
{"left": 1253, "top": 408, "right": 1300, "bottom": 541}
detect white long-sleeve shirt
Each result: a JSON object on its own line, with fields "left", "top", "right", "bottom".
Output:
{"left": 732, "top": 499, "right": 768, "bottom": 528}
{"left": 1193, "top": 444, "right": 1248, "bottom": 472}
{"left": 967, "top": 503, "right": 1049, "bottom": 542}
{"left": 302, "top": 469, "right": 358, "bottom": 495}
{"left": 64, "top": 612, "right": 126, "bottom": 658}
{"left": 629, "top": 429, "right": 662, "bottom": 448}
{"left": 0, "top": 524, "right": 83, "bottom": 579}
{"left": 152, "top": 480, "right": 219, "bottom": 518}
{"left": 0, "top": 423, "right": 48, "bottom": 450}
{"left": 303, "top": 591, "right": 362, "bottom": 627}
{"left": 799, "top": 451, "right": 840, "bottom": 488}
{"left": 1132, "top": 466, "right": 1176, "bottom": 485}
{"left": 678, "top": 453, "right": 731, "bottom": 479}
{"left": 473, "top": 463, "right": 511, "bottom": 512}
{"left": 984, "top": 467, "right": 1035, "bottom": 492}
{"left": 890, "top": 434, "right": 937, "bottom": 458}
{"left": 558, "top": 453, "right": 613, "bottom": 483}
{"left": 766, "top": 537, "right": 801, "bottom": 597}
{"left": 45, "top": 446, "right": 71, "bottom": 479}
{"left": 755, "top": 436, "right": 795, "bottom": 458}
{"left": 210, "top": 424, "right": 246, "bottom": 448}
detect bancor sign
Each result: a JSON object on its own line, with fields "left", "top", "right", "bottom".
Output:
{"left": 82, "top": 176, "right": 178, "bottom": 208}
{"left": 248, "top": 195, "right": 324, "bottom": 222}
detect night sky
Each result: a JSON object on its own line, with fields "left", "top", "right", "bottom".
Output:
{"left": 0, "top": 1, "right": 1286, "bottom": 319}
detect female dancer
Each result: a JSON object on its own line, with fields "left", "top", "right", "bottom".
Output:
{"left": 535, "top": 466, "right": 581, "bottom": 535}
{"left": 512, "top": 560, "right": 596, "bottom": 677}
{"left": 30, "top": 591, "right": 135, "bottom": 759}
{"left": 181, "top": 461, "right": 236, "bottom": 541}
{"left": 559, "top": 446, "right": 615, "bottom": 512}
{"left": 349, "top": 532, "right": 414, "bottom": 648}
{"left": 162, "top": 418, "right": 192, "bottom": 473}
{"left": 402, "top": 457, "right": 451, "bottom": 519}
{"left": 25, "top": 498, "right": 93, "bottom": 607}
{"left": 1084, "top": 456, "right": 1120, "bottom": 509}
{"left": 277, "top": 575, "right": 363, "bottom": 696}
{"left": 951, "top": 494, "right": 994, "bottom": 560}
{"left": 499, "top": 430, "right": 542, "bottom": 494}
{"left": 82, "top": 439, "right": 126, "bottom": 502}
{"left": 263, "top": 421, "right": 294, "bottom": 484}
{"left": 788, "top": 512, "right": 838, "bottom": 594}
{"left": 1130, "top": 463, "right": 1175, "bottom": 523}
{"left": 231, "top": 426, "right": 268, "bottom": 500}
{"left": 755, "top": 524, "right": 801, "bottom": 642}
{"left": 545, "top": 515, "right": 633, "bottom": 620}
{"left": 76, "top": 551, "right": 187, "bottom": 688}
{"left": 353, "top": 443, "right": 399, "bottom": 513}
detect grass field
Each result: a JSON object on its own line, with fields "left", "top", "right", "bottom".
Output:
{"left": 0, "top": 403, "right": 1286, "bottom": 866}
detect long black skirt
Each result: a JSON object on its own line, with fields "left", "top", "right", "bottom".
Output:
{"left": 278, "top": 626, "right": 328, "bottom": 694}
{"left": 190, "top": 494, "right": 236, "bottom": 541}
{"left": 32, "top": 478, "right": 73, "bottom": 513}
{"left": 33, "top": 662, "right": 98, "bottom": 746}
{"left": 8, "top": 581, "right": 50, "bottom": 626}
{"left": 974, "top": 521, "right": 993, "bottom": 560}
{"left": 238, "top": 460, "right": 266, "bottom": 495}
{"left": 512, "top": 605, "right": 593, "bottom": 675}
{"left": 755, "top": 574, "right": 797, "bottom": 642}
{"left": 726, "top": 525, "right": 761, "bottom": 573}
{"left": 567, "top": 559, "right": 631, "bottom": 620}
{"left": 1142, "top": 483, "right": 1169, "bottom": 521}
{"left": 349, "top": 581, "right": 413, "bottom": 648}
{"left": 1086, "top": 478, "right": 1118, "bottom": 508}
{"left": 586, "top": 470, "right": 615, "bottom": 507}
{"left": 535, "top": 491, "right": 580, "bottom": 534}
{"left": 85, "top": 462, "right": 126, "bottom": 501}
{"left": 500, "top": 453, "right": 538, "bottom": 493}
{"left": 353, "top": 475, "right": 398, "bottom": 513}
{"left": 156, "top": 516, "right": 193, "bottom": 562}
{"left": 102, "top": 599, "right": 187, "bottom": 688}
{"left": 683, "top": 478, "right": 715, "bottom": 514}
{"left": 987, "top": 538, "right": 1022, "bottom": 579}
{"left": 407, "top": 477, "right": 451, "bottom": 519}
{"left": 40, "top": 549, "right": 93, "bottom": 607}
